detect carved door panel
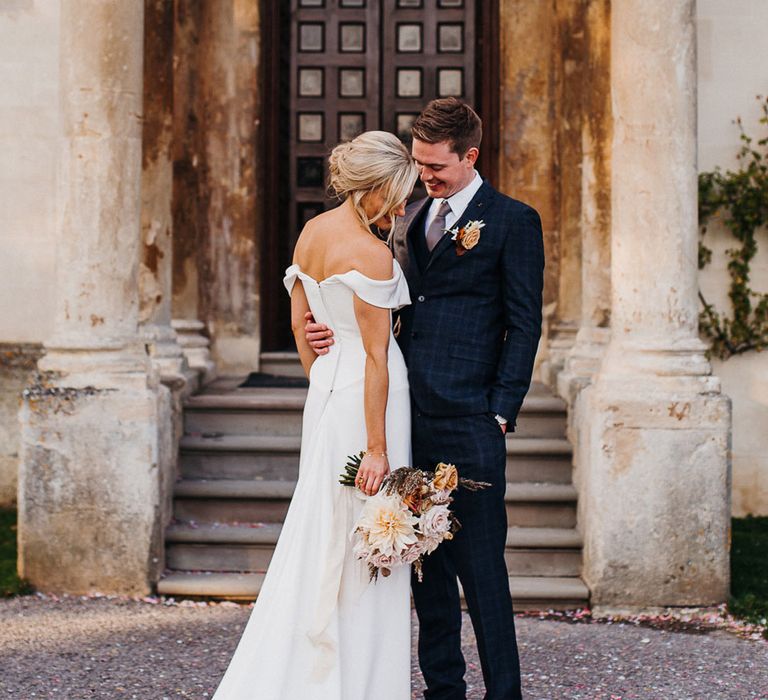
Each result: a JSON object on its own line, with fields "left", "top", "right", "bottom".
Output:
{"left": 290, "top": 0, "right": 382, "bottom": 242}
{"left": 381, "top": 0, "right": 475, "bottom": 143}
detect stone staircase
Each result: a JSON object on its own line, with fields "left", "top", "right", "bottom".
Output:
{"left": 158, "top": 354, "right": 589, "bottom": 609}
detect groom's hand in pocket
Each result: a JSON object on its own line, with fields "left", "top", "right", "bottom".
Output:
{"left": 304, "top": 311, "right": 335, "bottom": 355}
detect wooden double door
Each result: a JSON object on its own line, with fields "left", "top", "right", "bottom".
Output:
{"left": 262, "top": 0, "right": 497, "bottom": 351}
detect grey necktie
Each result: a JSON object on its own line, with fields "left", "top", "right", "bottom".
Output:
{"left": 425, "top": 200, "right": 452, "bottom": 252}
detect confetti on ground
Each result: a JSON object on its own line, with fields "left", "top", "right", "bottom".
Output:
{"left": 517, "top": 603, "right": 768, "bottom": 643}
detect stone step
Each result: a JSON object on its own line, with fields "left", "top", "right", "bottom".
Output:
{"left": 171, "top": 479, "right": 578, "bottom": 529}
{"left": 166, "top": 543, "right": 582, "bottom": 578}
{"left": 260, "top": 351, "right": 306, "bottom": 378}
{"left": 183, "top": 388, "right": 567, "bottom": 440}
{"left": 166, "top": 522, "right": 582, "bottom": 548}
{"left": 179, "top": 435, "right": 574, "bottom": 484}
{"left": 165, "top": 523, "right": 583, "bottom": 577}
{"left": 184, "top": 389, "right": 306, "bottom": 438}
{"left": 156, "top": 571, "right": 590, "bottom": 610}
{"left": 180, "top": 435, "right": 302, "bottom": 482}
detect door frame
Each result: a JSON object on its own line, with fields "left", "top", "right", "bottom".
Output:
{"left": 260, "top": 0, "right": 500, "bottom": 351}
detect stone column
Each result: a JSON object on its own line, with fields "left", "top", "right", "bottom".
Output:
{"left": 140, "top": 0, "right": 186, "bottom": 383}
{"left": 171, "top": 0, "right": 262, "bottom": 378}
{"left": 543, "top": 0, "right": 588, "bottom": 388}
{"left": 19, "top": 0, "right": 164, "bottom": 595}
{"left": 577, "top": 0, "right": 731, "bottom": 608}
{"left": 170, "top": 1, "right": 216, "bottom": 388}
{"left": 140, "top": 0, "right": 187, "bottom": 565}
{"left": 558, "top": 0, "right": 612, "bottom": 404}
{"left": 499, "top": 0, "right": 560, "bottom": 381}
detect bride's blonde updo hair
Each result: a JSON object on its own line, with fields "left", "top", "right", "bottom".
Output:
{"left": 328, "top": 130, "right": 418, "bottom": 231}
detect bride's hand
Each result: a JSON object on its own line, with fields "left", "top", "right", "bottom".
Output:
{"left": 356, "top": 453, "right": 389, "bottom": 496}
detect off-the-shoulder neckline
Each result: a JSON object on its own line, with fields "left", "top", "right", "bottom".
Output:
{"left": 285, "top": 260, "right": 403, "bottom": 286}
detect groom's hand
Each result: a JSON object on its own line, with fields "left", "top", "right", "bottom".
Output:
{"left": 304, "top": 311, "right": 335, "bottom": 355}
{"left": 491, "top": 413, "right": 508, "bottom": 435}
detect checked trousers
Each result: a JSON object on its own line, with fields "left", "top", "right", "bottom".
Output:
{"left": 411, "top": 409, "right": 523, "bottom": 700}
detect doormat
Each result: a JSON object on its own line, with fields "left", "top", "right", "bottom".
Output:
{"left": 238, "top": 372, "right": 309, "bottom": 389}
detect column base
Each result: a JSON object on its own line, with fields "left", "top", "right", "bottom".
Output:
{"left": 557, "top": 326, "right": 610, "bottom": 404}
{"left": 37, "top": 341, "right": 156, "bottom": 388}
{"left": 142, "top": 322, "right": 188, "bottom": 388}
{"left": 172, "top": 319, "right": 216, "bottom": 387}
{"left": 539, "top": 321, "right": 579, "bottom": 389}
{"left": 19, "top": 350, "right": 165, "bottom": 595}
{"left": 577, "top": 345, "right": 731, "bottom": 607}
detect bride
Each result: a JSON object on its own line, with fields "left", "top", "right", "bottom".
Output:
{"left": 212, "top": 131, "right": 418, "bottom": 699}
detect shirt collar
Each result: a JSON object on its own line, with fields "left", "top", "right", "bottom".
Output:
{"left": 442, "top": 170, "right": 483, "bottom": 216}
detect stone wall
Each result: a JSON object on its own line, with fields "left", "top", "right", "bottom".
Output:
{"left": 697, "top": 0, "right": 768, "bottom": 516}
{"left": 0, "top": 2, "right": 60, "bottom": 507}
{"left": 0, "top": 1, "right": 58, "bottom": 344}
{"left": 0, "top": 345, "right": 42, "bottom": 507}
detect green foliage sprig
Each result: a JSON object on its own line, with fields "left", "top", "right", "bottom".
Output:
{"left": 698, "top": 95, "right": 768, "bottom": 359}
{"left": 339, "top": 451, "right": 366, "bottom": 487}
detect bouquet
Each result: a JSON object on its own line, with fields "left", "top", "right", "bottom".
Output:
{"left": 339, "top": 454, "right": 490, "bottom": 582}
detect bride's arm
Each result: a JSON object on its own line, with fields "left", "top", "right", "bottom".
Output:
{"left": 354, "top": 294, "right": 391, "bottom": 496}
{"left": 290, "top": 283, "right": 318, "bottom": 378}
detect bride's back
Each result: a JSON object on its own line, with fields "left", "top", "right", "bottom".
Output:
{"left": 293, "top": 203, "right": 390, "bottom": 284}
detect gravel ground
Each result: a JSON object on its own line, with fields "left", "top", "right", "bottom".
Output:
{"left": 0, "top": 595, "right": 766, "bottom": 700}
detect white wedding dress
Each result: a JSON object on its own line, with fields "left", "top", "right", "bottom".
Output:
{"left": 212, "top": 260, "right": 413, "bottom": 700}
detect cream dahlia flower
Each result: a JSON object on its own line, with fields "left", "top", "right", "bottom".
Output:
{"left": 357, "top": 493, "right": 418, "bottom": 556}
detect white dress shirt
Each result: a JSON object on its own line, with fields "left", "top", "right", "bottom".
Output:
{"left": 423, "top": 170, "right": 483, "bottom": 235}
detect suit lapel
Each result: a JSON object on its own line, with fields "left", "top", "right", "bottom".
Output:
{"left": 425, "top": 180, "right": 496, "bottom": 271}
{"left": 393, "top": 197, "right": 430, "bottom": 290}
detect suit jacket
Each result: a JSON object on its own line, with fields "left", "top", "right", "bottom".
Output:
{"left": 391, "top": 179, "right": 544, "bottom": 428}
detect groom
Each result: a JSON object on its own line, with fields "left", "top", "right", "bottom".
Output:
{"left": 308, "top": 98, "right": 543, "bottom": 700}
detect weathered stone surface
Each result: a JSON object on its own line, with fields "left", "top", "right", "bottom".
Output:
{"left": 557, "top": 0, "right": 612, "bottom": 402}
{"left": 20, "top": 380, "right": 163, "bottom": 593}
{"left": 502, "top": 1, "right": 613, "bottom": 387}
{"left": 140, "top": 0, "right": 176, "bottom": 339}
{"left": 499, "top": 0, "right": 559, "bottom": 313}
{"left": 171, "top": 0, "right": 262, "bottom": 374}
{"left": 139, "top": 0, "right": 186, "bottom": 543}
{"left": 579, "top": 385, "right": 731, "bottom": 606}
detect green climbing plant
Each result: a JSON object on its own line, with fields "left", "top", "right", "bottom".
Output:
{"left": 698, "top": 95, "right": 768, "bottom": 359}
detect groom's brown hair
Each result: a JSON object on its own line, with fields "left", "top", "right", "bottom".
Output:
{"left": 411, "top": 98, "right": 482, "bottom": 158}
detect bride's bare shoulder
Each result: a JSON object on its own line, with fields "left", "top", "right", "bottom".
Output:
{"left": 348, "top": 237, "right": 394, "bottom": 281}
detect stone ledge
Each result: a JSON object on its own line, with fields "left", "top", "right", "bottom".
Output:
{"left": 172, "top": 478, "right": 578, "bottom": 503}
{"left": 157, "top": 571, "right": 590, "bottom": 607}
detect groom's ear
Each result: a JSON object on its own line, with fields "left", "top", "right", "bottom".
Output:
{"left": 464, "top": 146, "right": 479, "bottom": 167}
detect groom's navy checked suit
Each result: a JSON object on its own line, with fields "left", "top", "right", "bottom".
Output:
{"left": 391, "top": 179, "right": 544, "bottom": 700}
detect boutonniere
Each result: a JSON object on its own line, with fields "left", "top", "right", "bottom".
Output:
{"left": 447, "top": 220, "right": 485, "bottom": 257}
